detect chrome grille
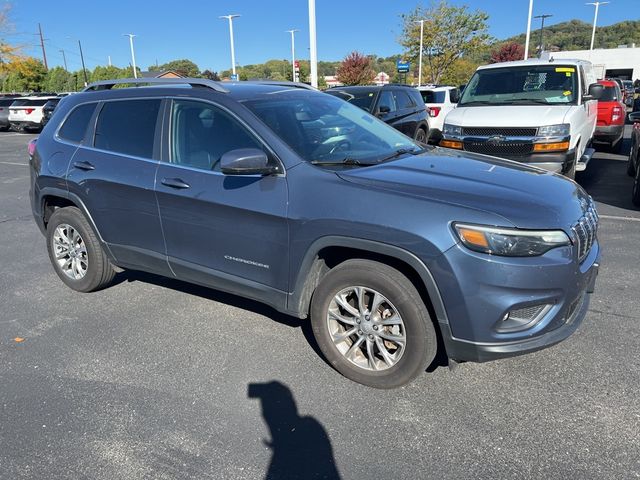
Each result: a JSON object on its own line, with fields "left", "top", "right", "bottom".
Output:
{"left": 572, "top": 204, "right": 599, "bottom": 262}
{"left": 462, "top": 127, "right": 538, "bottom": 137}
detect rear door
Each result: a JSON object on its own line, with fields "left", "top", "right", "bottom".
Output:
{"left": 391, "top": 89, "right": 419, "bottom": 137}
{"left": 65, "top": 97, "right": 169, "bottom": 274}
{"left": 155, "top": 98, "right": 289, "bottom": 295}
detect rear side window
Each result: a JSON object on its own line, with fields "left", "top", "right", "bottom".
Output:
{"left": 58, "top": 103, "right": 97, "bottom": 143}
{"left": 420, "top": 90, "right": 446, "bottom": 104}
{"left": 94, "top": 99, "right": 161, "bottom": 159}
{"left": 393, "top": 91, "right": 415, "bottom": 109}
{"left": 0, "top": 99, "right": 15, "bottom": 107}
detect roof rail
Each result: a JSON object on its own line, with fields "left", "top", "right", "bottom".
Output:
{"left": 247, "top": 80, "right": 316, "bottom": 91}
{"left": 82, "top": 77, "right": 229, "bottom": 93}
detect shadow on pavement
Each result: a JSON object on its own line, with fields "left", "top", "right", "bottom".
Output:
{"left": 248, "top": 381, "right": 341, "bottom": 480}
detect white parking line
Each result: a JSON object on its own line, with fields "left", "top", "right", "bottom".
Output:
{"left": 0, "top": 161, "right": 27, "bottom": 166}
{"left": 599, "top": 214, "right": 640, "bottom": 223}
{"left": 0, "top": 133, "right": 26, "bottom": 137}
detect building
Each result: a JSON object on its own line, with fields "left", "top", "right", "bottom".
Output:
{"left": 551, "top": 46, "right": 640, "bottom": 80}
{"left": 139, "top": 70, "right": 184, "bottom": 79}
{"left": 324, "top": 76, "right": 342, "bottom": 88}
{"left": 373, "top": 72, "right": 390, "bottom": 86}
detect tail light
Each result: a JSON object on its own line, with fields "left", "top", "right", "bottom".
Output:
{"left": 25, "top": 108, "right": 35, "bottom": 115}
{"left": 28, "top": 138, "right": 37, "bottom": 158}
{"left": 429, "top": 106, "right": 441, "bottom": 117}
{"left": 611, "top": 106, "right": 623, "bottom": 123}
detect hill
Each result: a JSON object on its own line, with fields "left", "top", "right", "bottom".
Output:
{"left": 501, "top": 19, "right": 640, "bottom": 52}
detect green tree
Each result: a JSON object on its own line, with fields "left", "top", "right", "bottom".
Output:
{"left": 2, "top": 57, "right": 46, "bottom": 91}
{"left": 44, "top": 66, "right": 72, "bottom": 92}
{"left": 91, "top": 65, "right": 130, "bottom": 81}
{"left": 158, "top": 59, "right": 200, "bottom": 77}
{"left": 399, "top": 1, "right": 491, "bottom": 84}
{"left": 201, "top": 69, "right": 221, "bottom": 81}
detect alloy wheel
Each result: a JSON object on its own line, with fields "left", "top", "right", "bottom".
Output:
{"left": 52, "top": 223, "right": 88, "bottom": 280}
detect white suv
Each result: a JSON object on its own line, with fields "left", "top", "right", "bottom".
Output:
{"left": 8, "top": 95, "right": 59, "bottom": 132}
{"left": 416, "top": 86, "right": 460, "bottom": 143}
{"left": 440, "top": 58, "right": 602, "bottom": 178}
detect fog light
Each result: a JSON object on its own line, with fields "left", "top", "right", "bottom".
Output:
{"left": 496, "top": 304, "right": 553, "bottom": 333}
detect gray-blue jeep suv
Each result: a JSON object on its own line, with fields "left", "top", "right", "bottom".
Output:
{"left": 28, "top": 78, "right": 600, "bottom": 389}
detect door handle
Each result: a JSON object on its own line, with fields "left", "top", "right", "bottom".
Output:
{"left": 72, "top": 160, "right": 95, "bottom": 171}
{"left": 161, "top": 177, "right": 191, "bottom": 189}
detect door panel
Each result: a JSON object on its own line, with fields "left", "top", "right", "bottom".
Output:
{"left": 156, "top": 99, "right": 289, "bottom": 292}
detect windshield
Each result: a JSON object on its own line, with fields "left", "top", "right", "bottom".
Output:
{"left": 420, "top": 90, "right": 446, "bottom": 104}
{"left": 242, "top": 90, "right": 420, "bottom": 165}
{"left": 459, "top": 65, "right": 579, "bottom": 106}
{"left": 325, "top": 89, "right": 376, "bottom": 112}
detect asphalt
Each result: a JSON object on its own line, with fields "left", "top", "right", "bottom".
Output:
{"left": 0, "top": 128, "right": 639, "bottom": 479}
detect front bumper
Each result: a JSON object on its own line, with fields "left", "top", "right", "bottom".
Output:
{"left": 432, "top": 238, "right": 600, "bottom": 363}
{"left": 593, "top": 124, "right": 624, "bottom": 143}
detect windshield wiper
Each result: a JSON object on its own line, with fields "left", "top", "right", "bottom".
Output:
{"left": 458, "top": 100, "right": 495, "bottom": 106}
{"left": 509, "top": 98, "right": 550, "bottom": 105}
{"left": 377, "top": 148, "right": 425, "bottom": 163}
{"left": 310, "top": 157, "right": 376, "bottom": 166}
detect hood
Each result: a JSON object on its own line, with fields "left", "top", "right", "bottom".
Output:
{"left": 337, "top": 149, "right": 591, "bottom": 231}
{"left": 446, "top": 105, "right": 573, "bottom": 127}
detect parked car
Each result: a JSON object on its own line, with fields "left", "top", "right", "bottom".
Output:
{"left": 8, "top": 95, "right": 58, "bottom": 132}
{"left": 417, "top": 85, "right": 460, "bottom": 143}
{"left": 41, "top": 97, "right": 63, "bottom": 127}
{"left": 0, "top": 97, "right": 17, "bottom": 131}
{"left": 622, "top": 80, "right": 634, "bottom": 107}
{"left": 593, "top": 79, "right": 626, "bottom": 152}
{"left": 441, "top": 58, "right": 602, "bottom": 178}
{"left": 627, "top": 111, "right": 640, "bottom": 205}
{"left": 325, "top": 85, "right": 430, "bottom": 143}
{"left": 29, "top": 77, "right": 600, "bottom": 388}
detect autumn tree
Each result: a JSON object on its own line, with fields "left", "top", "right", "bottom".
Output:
{"left": 336, "top": 51, "right": 375, "bottom": 86}
{"left": 400, "top": 1, "right": 491, "bottom": 84}
{"left": 490, "top": 42, "right": 525, "bottom": 63}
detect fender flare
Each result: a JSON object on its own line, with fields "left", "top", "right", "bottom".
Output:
{"left": 288, "top": 236, "right": 449, "bottom": 325}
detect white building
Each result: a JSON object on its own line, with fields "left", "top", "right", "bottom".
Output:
{"left": 551, "top": 46, "right": 640, "bottom": 80}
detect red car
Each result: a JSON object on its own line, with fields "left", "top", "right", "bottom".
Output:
{"left": 593, "top": 79, "right": 626, "bottom": 152}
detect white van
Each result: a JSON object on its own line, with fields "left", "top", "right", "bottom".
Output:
{"left": 440, "top": 58, "right": 602, "bottom": 178}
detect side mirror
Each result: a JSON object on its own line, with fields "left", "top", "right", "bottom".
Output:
{"left": 220, "top": 148, "right": 277, "bottom": 175}
{"left": 377, "top": 105, "right": 391, "bottom": 116}
{"left": 583, "top": 83, "right": 604, "bottom": 101}
{"left": 629, "top": 112, "right": 640, "bottom": 123}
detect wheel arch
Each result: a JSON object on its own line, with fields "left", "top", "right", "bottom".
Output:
{"left": 288, "top": 237, "right": 448, "bottom": 328}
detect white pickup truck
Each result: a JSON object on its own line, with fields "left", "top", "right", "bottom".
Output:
{"left": 440, "top": 58, "right": 603, "bottom": 178}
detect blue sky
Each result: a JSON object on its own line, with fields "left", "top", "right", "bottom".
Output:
{"left": 4, "top": 0, "right": 638, "bottom": 72}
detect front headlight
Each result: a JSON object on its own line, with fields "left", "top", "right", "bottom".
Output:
{"left": 443, "top": 123, "right": 462, "bottom": 136}
{"left": 454, "top": 223, "right": 571, "bottom": 257}
{"left": 538, "top": 123, "right": 570, "bottom": 137}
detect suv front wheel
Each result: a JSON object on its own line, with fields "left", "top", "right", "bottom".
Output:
{"left": 310, "top": 259, "right": 437, "bottom": 388}
{"left": 46, "top": 207, "right": 116, "bottom": 292}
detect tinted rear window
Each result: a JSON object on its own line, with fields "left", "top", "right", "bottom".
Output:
{"left": 11, "top": 99, "right": 50, "bottom": 107}
{"left": 58, "top": 103, "right": 97, "bottom": 143}
{"left": 599, "top": 86, "right": 620, "bottom": 102}
{"left": 420, "top": 90, "right": 446, "bottom": 104}
{"left": 0, "top": 99, "right": 15, "bottom": 107}
{"left": 327, "top": 90, "right": 376, "bottom": 112}
{"left": 94, "top": 99, "right": 161, "bottom": 158}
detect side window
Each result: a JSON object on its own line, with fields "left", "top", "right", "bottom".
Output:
{"left": 579, "top": 66, "right": 588, "bottom": 96}
{"left": 170, "top": 100, "right": 262, "bottom": 171}
{"left": 393, "top": 91, "right": 415, "bottom": 109}
{"left": 58, "top": 103, "right": 96, "bottom": 143}
{"left": 449, "top": 88, "right": 460, "bottom": 104}
{"left": 377, "top": 91, "right": 396, "bottom": 113}
{"left": 94, "top": 99, "right": 161, "bottom": 158}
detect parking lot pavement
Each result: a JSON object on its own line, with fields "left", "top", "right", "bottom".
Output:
{"left": 1, "top": 130, "right": 639, "bottom": 479}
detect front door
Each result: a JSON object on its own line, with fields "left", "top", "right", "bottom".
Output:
{"left": 155, "top": 99, "right": 289, "bottom": 297}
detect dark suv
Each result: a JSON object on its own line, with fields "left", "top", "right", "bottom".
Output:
{"left": 326, "top": 84, "right": 430, "bottom": 143}
{"left": 29, "top": 78, "right": 600, "bottom": 388}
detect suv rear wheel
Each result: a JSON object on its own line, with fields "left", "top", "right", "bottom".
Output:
{"left": 310, "top": 259, "right": 437, "bottom": 388}
{"left": 414, "top": 127, "right": 428, "bottom": 144}
{"left": 46, "top": 207, "right": 116, "bottom": 292}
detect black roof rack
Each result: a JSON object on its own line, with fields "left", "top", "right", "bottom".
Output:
{"left": 82, "top": 77, "right": 229, "bottom": 93}
{"left": 244, "top": 80, "right": 316, "bottom": 91}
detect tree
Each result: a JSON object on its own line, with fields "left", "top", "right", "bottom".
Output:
{"left": 91, "top": 65, "right": 130, "bottom": 82}
{"left": 2, "top": 57, "right": 46, "bottom": 91}
{"left": 399, "top": 1, "right": 491, "bottom": 84}
{"left": 336, "top": 51, "right": 375, "bottom": 86}
{"left": 201, "top": 69, "right": 220, "bottom": 81}
{"left": 158, "top": 59, "right": 200, "bottom": 77}
{"left": 490, "top": 42, "right": 525, "bottom": 63}
{"left": 44, "top": 66, "right": 73, "bottom": 92}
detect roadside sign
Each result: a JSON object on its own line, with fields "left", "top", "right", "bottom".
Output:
{"left": 396, "top": 60, "right": 410, "bottom": 73}
{"left": 294, "top": 61, "right": 300, "bottom": 69}
{"left": 230, "top": 73, "right": 239, "bottom": 81}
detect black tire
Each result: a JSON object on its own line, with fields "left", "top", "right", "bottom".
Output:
{"left": 610, "top": 138, "right": 623, "bottom": 154}
{"left": 46, "top": 206, "right": 116, "bottom": 292}
{"left": 414, "top": 127, "right": 428, "bottom": 145}
{"left": 628, "top": 147, "right": 637, "bottom": 177}
{"left": 633, "top": 166, "right": 640, "bottom": 207}
{"left": 310, "top": 259, "right": 437, "bottom": 389}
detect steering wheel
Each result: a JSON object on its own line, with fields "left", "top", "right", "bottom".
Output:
{"left": 328, "top": 140, "right": 351, "bottom": 155}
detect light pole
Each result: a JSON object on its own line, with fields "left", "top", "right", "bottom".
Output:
{"left": 124, "top": 34, "right": 137, "bottom": 78}
{"left": 416, "top": 20, "right": 425, "bottom": 86}
{"left": 286, "top": 29, "right": 299, "bottom": 82}
{"left": 220, "top": 14, "right": 240, "bottom": 77}
{"left": 78, "top": 40, "right": 88, "bottom": 86}
{"left": 308, "top": 0, "right": 318, "bottom": 88}
{"left": 524, "top": 0, "right": 534, "bottom": 60}
{"left": 534, "top": 14, "right": 552, "bottom": 55}
{"left": 587, "top": 2, "right": 609, "bottom": 50}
